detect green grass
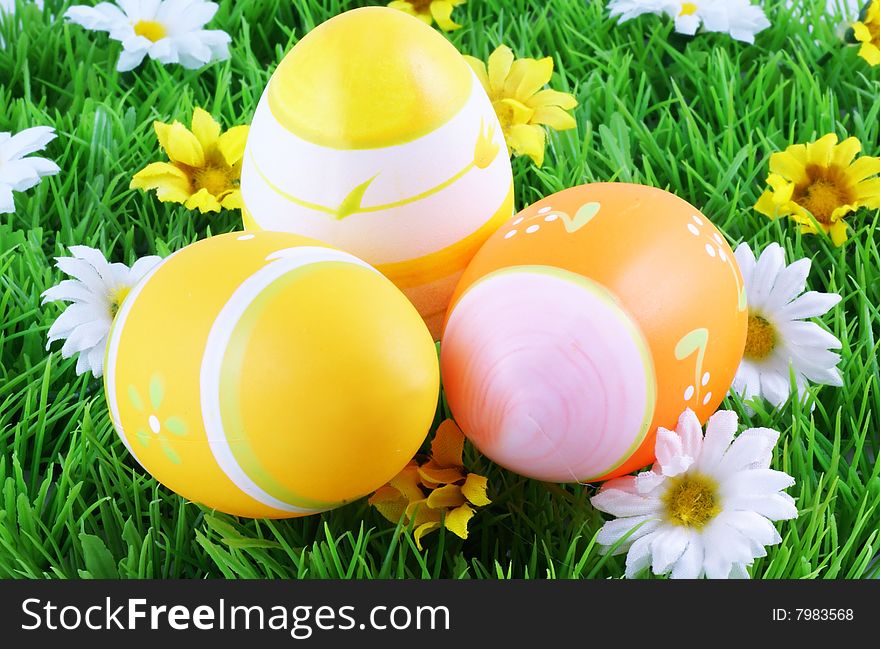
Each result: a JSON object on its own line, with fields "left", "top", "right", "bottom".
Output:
{"left": 1, "top": 0, "right": 879, "bottom": 579}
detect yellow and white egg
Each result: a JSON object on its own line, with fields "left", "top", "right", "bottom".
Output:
{"left": 103, "top": 232, "right": 440, "bottom": 518}
{"left": 240, "top": 6, "right": 514, "bottom": 337}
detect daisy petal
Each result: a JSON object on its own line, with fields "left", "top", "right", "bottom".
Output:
{"left": 595, "top": 515, "right": 660, "bottom": 552}
{"left": 624, "top": 532, "right": 655, "bottom": 579}
{"left": 720, "top": 510, "right": 783, "bottom": 547}
{"left": 590, "top": 487, "right": 661, "bottom": 518}
{"left": 694, "top": 410, "right": 738, "bottom": 474}
{"left": 723, "top": 493, "right": 798, "bottom": 521}
{"left": 670, "top": 536, "right": 704, "bottom": 579}
{"left": 766, "top": 258, "right": 811, "bottom": 309}
{"left": 723, "top": 469, "right": 795, "bottom": 497}
{"left": 649, "top": 526, "right": 690, "bottom": 576}
{"left": 778, "top": 291, "right": 842, "bottom": 320}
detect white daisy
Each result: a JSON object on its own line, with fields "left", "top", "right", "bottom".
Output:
{"left": 608, "top": 0, "right": 771, "bottom": 43}
{"left": 591, "top": 408, "right": 798, "bottom": 579}
{"left": 42, "top": 246, "right": 162, "bottom": 377}
{"left": 675, "top": 0, "right": 771, "bottom": 43}
{"left": 0, "top": 126, "right": 60, "bottom": 214}
{"left": 64, "top": 0, "right": 231, "bottom": 72}
{"left": 733, "top": 242, "right": 843, "bottom": 409}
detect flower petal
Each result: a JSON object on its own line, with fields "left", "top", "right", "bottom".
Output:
{"left": 530, "top": 105, "right": 576, "bottom": 131}
{"left": 749, "top": 243, "right": 785, "bottom": 307}
{"left": 463, "top": 55, "right": 490, "bottom": 92}
{"left": 388, "top": 462, "right": 424, "bottom": 503}
{"left": 414, "top": 522, "right": 441, "bottom": 550}
{"left": 217, "top": 125, "right": 249, "bottom": 166}
{"left": 844, "top": 155, "right": 880, "bottom": 183}
{"left": 623, "top": 531, "right": 655, "bottom": 579}
{"left": 694, "top": 410, "right": 739, "bottom": 474}
{"left": 219, "top": 190, "right": 244, "bottom": 210}
{"left": 595, "top": 515, "right": 661, "bottom": 553}
{"left": 733, "top": 243, "right": 757, "bottom": 286}
{"left": 777, "top": 290, "right": 842, "bottom": 320}
{"left": 430, "top": 419, "right": 465, "bottom": 468}
{"left": 183, "top": 187, "right": 221, "bottom": 212}
{"left": 831, "top": 137, "right": 862, "bottom": 168}
{"left": 507, "top": 123, "right": 546, "bottom": 166}
{"left": 444, "top": 503, "right": 474, "bottom": 539}
{"left": 670, "top": 535, "right": 704, "bottom": 579}
{"left": 591, "top": 486, "right": 662, "bottom": 518}
{"left": 46, "top": 302, "right": 106, "bottom": 345}
{"left": 3, "top": 125, "right": 56, "bottom": 159}
{"left": 527, "top": 88, "right": 578, "bottom": 110}
{"left": 768, "top": 148, "right": 806, "bottom": 181}
{"left": 130, "top": 161, "right": 190, "bottom": 189}
{"left": 60, "top": 320, "right": 107, "bottom": 358}
{"left": 127, "top": 255, "right": 163, "bottom": 284}
{"left": 716, "top": 427, "right": 780, "bottom": 479}
{"left": 654, "top": 427, "right": 690, "bottom": 477}
{"left": 806, "top": 133, "right": 838, "bottom": 167}
{"left": 154, "top": 120, "right": 205, "bottom": 167}
{"left": 676, "top": 408, "right": 704, "bottom": 462}
{"left": 41, "top": 279, "right": 95, "bottom": 305}
{"left": 429, "top": 0, "right": 461, "bottom": 31}
{"left": 649, "top": 526, "right": 691, "bottom": 576}
{"left": 190, "top": 107, "right": 221, "bottom": 151}
{"left": 722, "top": 469, "right": 795, "bottom": 498}
{"left": 461, "top": 473, "right": 491, "bottom": 506}
{"left": 487, "top": 45, "right": 515, "bottom": 95}
{"left": 766, "top": 258, "right": 811, "bottom": 309}
{"left": 508, "top": 57, "right": 554, "bottom": 102}
{"left": 425, "top": 484, "right": 466, "bottom": 509}
{"left": 723, "top": 493, "right": 798, "bottom": 521}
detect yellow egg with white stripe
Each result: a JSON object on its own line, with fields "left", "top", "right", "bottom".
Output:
{"left": 240, "top": 6, "right": 515, "bottom": 338}
{"left": 103, "top": 232, "right": 440, "bottom": 518}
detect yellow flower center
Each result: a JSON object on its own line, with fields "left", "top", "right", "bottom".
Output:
{"left": 680, "top": 2, "right": 698, "bottom": 16}
{"left": 408, "top": 0, "right": 433, "bottom": 12}
{"left": 744, "top": 314, "right": 777, "bottom": 361}
{"left": 109, "top": 286, "right": 131, "bottom": 318}
{"left": 662, "top": 472, "right": 721, "bottom": 529}
{"left": 193, "top": 165, "right": 235, "bottom": 196}
{"left": 133, "top": 20, "right": 167, "bottom": 43}
{"left": 793, "top": 164, "right": 855, "bottom": 224}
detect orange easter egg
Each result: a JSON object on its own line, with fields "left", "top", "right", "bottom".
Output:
{"left": 440, "top": 183, "right": 748, "bottom": 482}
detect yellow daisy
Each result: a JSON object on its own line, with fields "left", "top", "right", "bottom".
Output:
{"left": 369, "top": 419, "right": 491, "bottom": 550}
{"left": 754, "top": 133, "right": 880, "bottom": 246}
{"left": 130, "top": 108, "right": 249, "bottom": 214}
{"left": 387, "top": 0, "right": 466, "bottom": 31}
{"left": 853, "top": 1, "right": 880, "bottom": 66}
{"left": 464, "top": 44, "right": 577, "bottom": 167}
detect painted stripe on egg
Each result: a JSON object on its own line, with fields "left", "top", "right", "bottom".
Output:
{"left": 241, "top": 73, "right": 512, "bottom": 265}
{"left": 200, "top": 246, "right": 379, "bottom": 513}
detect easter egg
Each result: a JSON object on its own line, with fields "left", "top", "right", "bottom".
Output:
{"left": 104, "top": 232, "right": 439, "bottom": 518}
{"left": 240, "top": 6, "right": 514, "bottom": 338}
{"left": 440, "top": 183, "right": 748, "bottom": 483}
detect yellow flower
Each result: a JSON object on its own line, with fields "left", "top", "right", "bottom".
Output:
{"left": 754, "top": 133, "right": 880, "bottom": 246}
{"left": 130, "top": 108, "right": 249, "bottom": 214}
{"left": 387, "top": 0, "right": 466, "bottom": 31}
{"left": 464, "top": 44, "right": 577, "bottom": 167}
{"left": 369, "top": 419, "right": 491, "bottom": 550}
{"left": 853, "top": 1, "right": 880, "bottom": 66}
